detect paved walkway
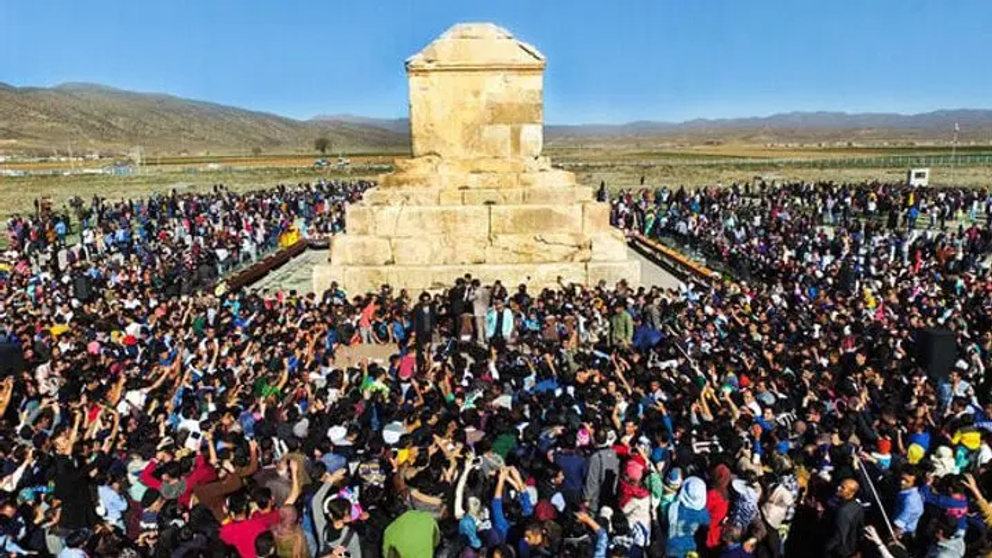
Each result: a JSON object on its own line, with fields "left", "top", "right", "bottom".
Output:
{"left": 628, "top": 246, "right": 682, "bottom": 290}
{"left": 250, "top": 248, "right": 328, "bottom": 294}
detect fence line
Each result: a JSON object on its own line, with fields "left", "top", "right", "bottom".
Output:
{"left": 559, "top": 153, "right": 992, "bottom": 169}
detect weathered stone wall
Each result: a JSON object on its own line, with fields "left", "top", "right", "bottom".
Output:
{"left": 337, "top": 202, "right": 615, "bottom": 241}
{"left": 328, "top": 202, "right": 627, "bottom": 267}
{"left": 408, "top": 70, "right": 544, "bottom": 160}
{"left": 405, "top": 23, "right": 546, "bottom": 161}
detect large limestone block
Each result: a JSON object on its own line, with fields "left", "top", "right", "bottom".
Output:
{"left": 519, "top": 124, "right": 543, "bottom": 157}
{"left": 312, "top": 264, "right": 341, "bottom": 295}
{"left": 381, "top": 165, "right": 580, "bottom": 193}
{"left": 392, "top": 155, "right": 442, "bottom": 175}
{"left": 518, "top": 169, "right": 577, "bottom": 189}
{"left": 391, "top": 236, "right": 488, "bottom": 265}
{"left": 490, "top": 205, "right": 583, "bottom": 235}
{"left": 582, "top": 202, "right": 612, "bottom": 234}
{"left": 587, "top": 261, "right": 642, "bottom": 287}
{"left": 345, "top": 267, "right": 392, "bottom": 293}
{"left": 522, "top": 187, "right": 593, "bottom": 205}
{"left": 434, "top": 171, "right": 469, "bottom": 192}
{"left": 345, "top": 206, "right": 374, "bottom": 235}
{"left": 378, "top": 171, "right": 439, "bottom": 190}
{"left": 330, "top": 236, "right": 393, "bottom": 266}
{"left": 458, "top": 157, "right": 533, "bottom": 174}
{"left": 488, "top": 102, "right": 542, "bottom": 125}
{"left": 388, "top": 267, "right": 440, "bottom": 292}
{"left": 480, "top": 125, "right": 512, "bottom": 158}
{"left": 373, "top": 206, "right": 491, "bottom": 238}
{"left": 462, "top": 188, "right": 524, "bottom": 205}
{"left": 465, "top": 171, "right": 519, "bottom": 190}
{"left": 485, "top": 233, "right": 592, "bottom": 264}
{"left": 438, "top": 188, "right": 465, "bottom": 205}
{"left": 437, "top": 155, "right": 551, "bottom": 175}
{"left": 590, "top": 230, "right": 630, "bottom": 262}
{"left": 440, "top": 185, "right": 601, "bottom": 205}
{"left": 363, "top": 188, "right": 440, "bottom": 206}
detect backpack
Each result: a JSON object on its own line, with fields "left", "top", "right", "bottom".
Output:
{"left": 321, "top": 524, "right": 358, "bottom": 557}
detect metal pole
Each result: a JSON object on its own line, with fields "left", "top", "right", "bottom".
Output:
{"left": 952, "top": 123, "right": 959, "bottom": 167}
{"left": 853, "top": 453, "right": 897, "bottom": 541}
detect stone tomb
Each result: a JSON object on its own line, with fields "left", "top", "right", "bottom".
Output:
{"left": 314, "top": 23, "right": 638, "bottom": 293}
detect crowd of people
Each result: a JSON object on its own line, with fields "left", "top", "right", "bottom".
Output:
{"left": 611, "top": 181, "right": 992, "bottom": 284}
{"left": 4, "top": 180, "right": 371, "bottom": 295}
{"left": 1, "top": 177, "right": 992, "bottom": 558}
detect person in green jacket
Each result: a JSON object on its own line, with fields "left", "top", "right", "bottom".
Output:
{"left": 609, "top": 301, "right": 634, "bottom": 348}
{"left": 382, "top": 509, "right": 440, "bottom": 558}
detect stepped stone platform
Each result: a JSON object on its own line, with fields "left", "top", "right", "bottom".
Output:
{"left": 314, "top": 23, "right": 638, "bottom": 294}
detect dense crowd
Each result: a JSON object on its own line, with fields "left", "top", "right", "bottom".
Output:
{"left": 612, "top": 181, "right": 992, "bottom": 285}
{"left": 1, "top": 178, "right": 992, "bottom": 558}
{"left": 5, "top": 180, "right": 371, "bottom": 294}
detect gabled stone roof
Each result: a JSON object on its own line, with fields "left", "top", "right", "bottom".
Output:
{"left": 406, "top": 23, "right": 546, "bottom": 72}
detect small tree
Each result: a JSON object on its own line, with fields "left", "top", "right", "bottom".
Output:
{"left": 251, "top": 146, "right": 262, "bottom": 157}
{"left": 314, "top": 137, "right": 330, "bottom": 154}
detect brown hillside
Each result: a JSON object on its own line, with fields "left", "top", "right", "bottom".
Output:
{"left": 0, "top": 83, "right": 408, "bottom": 156}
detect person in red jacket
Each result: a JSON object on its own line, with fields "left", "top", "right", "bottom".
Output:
{"left": 219, "top": 491, "right": 281, "bottom": 558}
{"left": 219, "top": 460, "right": 301, "bottom": 558}
{"left": 707, "top": 463, "right": 733, "bottom": 551}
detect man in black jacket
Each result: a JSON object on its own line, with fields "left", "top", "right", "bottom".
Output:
{"left": 824, "top": 478, "right": 864, "bottom": 558}
{"left": 411, "top": 292, "right": 435, "bottom": 372}
{"left": 449, "top": 278, "right": 468, "bottom": 334}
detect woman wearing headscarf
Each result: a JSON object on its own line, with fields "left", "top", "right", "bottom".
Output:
{"left": 618, "top": 459, "right": 652, "bottom": 552}
{"left": 665, "top": 476, "right": 710, "bottom": 558}
{"left": 706, "top": 464, "right": 733, "bottom": 551}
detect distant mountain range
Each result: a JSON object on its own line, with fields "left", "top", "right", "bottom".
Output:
{"left": 546, "top": 110, "right": 992, "bottom": 143}
{"left": 311, "top": 114, "right": 410, "bottom": 135}
{"left": 1, "top": 82, "right": 989, "bottom": 155}
{"left": 0, "top": 82, "right": 407, "bottom": 155}
{"left": 313, "top": 110, "right": 992, "bottom": 145}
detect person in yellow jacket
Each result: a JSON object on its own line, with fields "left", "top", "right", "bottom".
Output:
{"left": 951, "top": 424, "right": 982, "bottom": 452}
{"left": 863, "top": 288, "right": 877, "bottom": 310}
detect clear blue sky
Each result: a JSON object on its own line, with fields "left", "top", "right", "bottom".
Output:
{"left": 1, "top": 0, "right": 990, "bottom": 124}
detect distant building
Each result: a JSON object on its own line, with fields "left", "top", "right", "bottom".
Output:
{"left": 907, "top": 168, "right": 930, "bottom": 187}
{"left": 104, "top": 163, "right": 134, "bottom": 176}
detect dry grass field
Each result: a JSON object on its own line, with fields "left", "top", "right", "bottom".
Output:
{"left": 2, "top": 144, "right": 990, "bottom": 224}
{"left": 570, "top": 162, "right": 992, "bottom": 192}
{"left": 546, "top": 143, "right": 992, "bottom": 189}
{"left": 0, "top": 153, "right": 399, "bottom": 172}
